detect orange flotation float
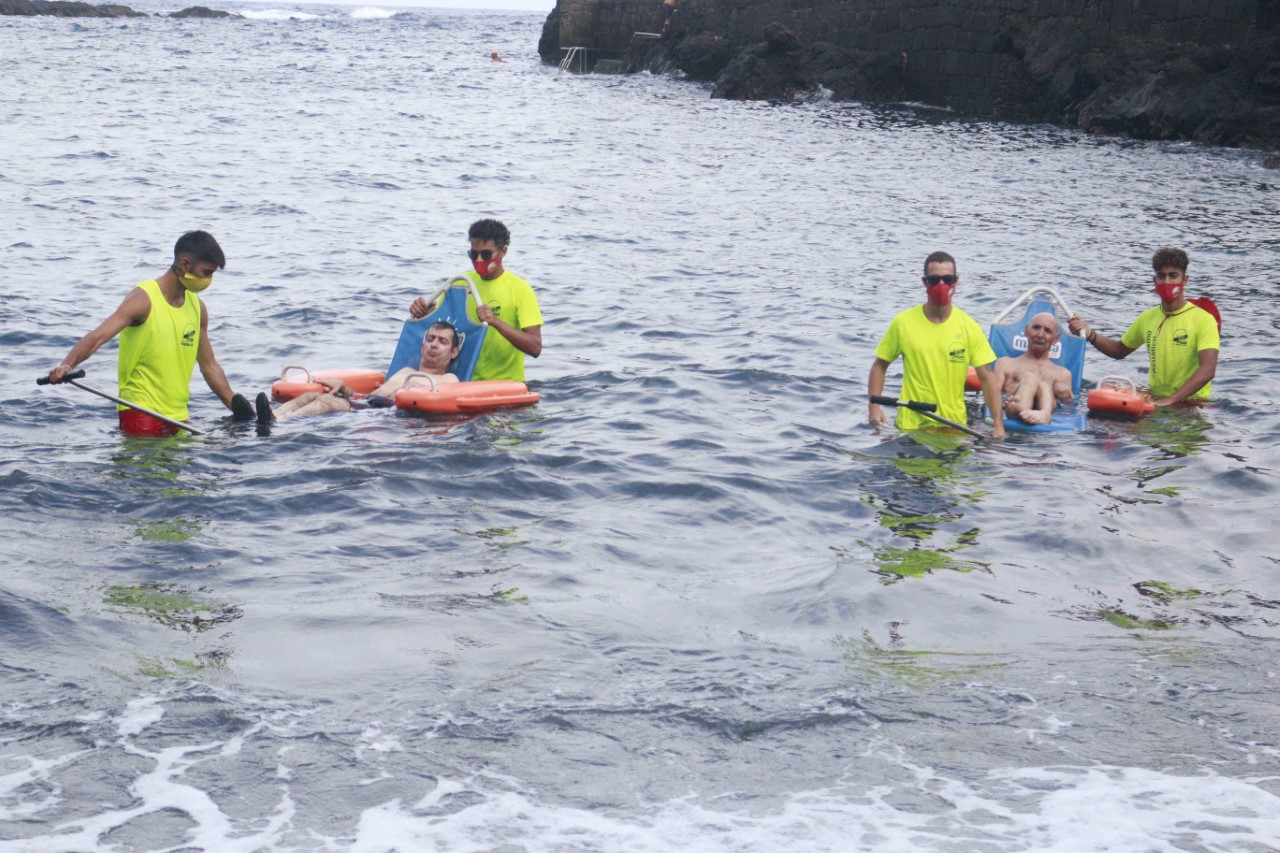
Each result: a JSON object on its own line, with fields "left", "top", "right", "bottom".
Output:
{"left": 271, "top": 366, "right": 387, "bottom": 402}
{"left": 1087, "top": 375, "right": 1155, "bottom": 417}
{"left": 394, "top": 374, "right": 540, "bottom": 415}
{"left": 965, "top": 366, "right": 981, "bottom": 391}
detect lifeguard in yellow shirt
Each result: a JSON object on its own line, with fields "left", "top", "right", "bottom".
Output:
{"left": 409, "top": 219, "right": 543, "bottom": 382}
{"left": 46, "top": 230, "right": 251, "bottom": 437}
{"left": 868, "top": 251, "right": 1005, "bottom": 439}
{"left": 1069, "top": 247, "right": 1219, "bottom": 406}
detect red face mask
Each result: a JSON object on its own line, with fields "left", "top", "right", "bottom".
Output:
{"left": 1155, "top": 281, "right": 1183, "bottom": 304}
{"left": 472, "top": 257, "right": 499, "bottom": 277}
{"left": 925, "top": 282, "right": 955, "bottom": 307}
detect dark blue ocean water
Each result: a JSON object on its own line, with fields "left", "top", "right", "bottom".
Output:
{"left": 2, "top": 3, "right": 1279, "bottom": 850}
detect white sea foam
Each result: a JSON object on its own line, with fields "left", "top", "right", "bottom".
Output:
{"left": 4, "top": 693, "right": 1278, "bottom": 852}
{"left": 4, "top": 723, "right": 295, "bottom": 852}
{"left": 116, "top": 695, "right": 163, "bottom": 738}
{"left": 341, "top": 765, "right": 1280, "bottom": 853}
{"left": 0, "top": 750, "right": 91, "bottom": 822}
{"left": 349, "top": 7, "right": 397, "bottom": 19}
{"left": 238, "top": 8, "right": 323, "bottom": 21}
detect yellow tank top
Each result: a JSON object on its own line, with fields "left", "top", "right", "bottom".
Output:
{"left": 118, "top": 279, "right": 201, "bottom": 420}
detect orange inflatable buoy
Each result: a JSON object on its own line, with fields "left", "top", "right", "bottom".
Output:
{"left": 271, "top": 366, "right": 387, "bottom": 402}
{"left": 1087, "top": 375, "right": 1155, "bottom": 417}
{"left": 965, "top": 366, "right": 981, "bottom": 392}
{"left": 394, "top": 377, "right": 540, "bottom": 414}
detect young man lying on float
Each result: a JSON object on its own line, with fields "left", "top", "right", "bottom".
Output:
{"left": 256, "top": 322, "right": 461, "bottom": 422}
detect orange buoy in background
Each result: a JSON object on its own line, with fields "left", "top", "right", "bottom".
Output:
{"left": 1087, "top": 375, "right": 1155, "bottom": 417}
{"left": 965, "top": 367, "right": 981, "bottom": 391}
{"left": 271, "top": 366, "right": 387, "bottom": 402}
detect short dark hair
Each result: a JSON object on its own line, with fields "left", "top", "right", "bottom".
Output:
{"left": 174, "top": 230, "right": 226, "bottom": 269}
{"left": 923, "top": 251, "right": 956, "bottom": 275}
{"left": 468, "top": 219, "right": 510, "bottom": 247}
{"left": 1151, "top": 247, "right": 1188, "bottom": 273}
{"left": 429, "top": 321, "right": 460, "bottom": 349}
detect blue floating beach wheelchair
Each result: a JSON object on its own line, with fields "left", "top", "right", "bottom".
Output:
{"left": 385, "top": 276, "right": 489, "bottom": 381}
{"left": 980, "top": 286, "right": 1088, "bottom": 433}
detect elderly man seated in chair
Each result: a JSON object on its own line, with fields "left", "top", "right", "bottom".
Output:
{"left": 993, "top": 311, "right": 1074, "bottom": 426}
{"left": 257, "top": 322, "right": 461, "bottom": 422}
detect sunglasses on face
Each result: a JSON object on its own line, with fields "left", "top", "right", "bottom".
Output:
{"left": 924, "top": 274, "right": 958, "bottom": 286}
{"left": 467, "top": 249, "right": 497, "bottom": 261}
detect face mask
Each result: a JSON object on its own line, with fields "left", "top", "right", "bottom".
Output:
{"left": 925, "top": 282, "right": 955, "bottom": 307}
{"left": 1155, "top": 281, "right": 1183, "bottom": 304}
{"left": 471, "top": 257, "right": 499, "bottom": 277}
{"left": 179, "top": 272, "right": 213, "bottom": 293}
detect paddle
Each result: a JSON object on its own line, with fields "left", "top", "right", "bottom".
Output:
{"left": 869, "top": 394, "right": 987, "bottom": 440}
{"left": 37, "top": 370, "right": 205, "bottom": 436}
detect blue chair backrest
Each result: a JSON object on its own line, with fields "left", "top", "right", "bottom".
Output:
{"left": 988, "top": 297, "right": 1085, "bottom": 397}
{"left": 385, "top": 283, "right": 487, "bottom": 381}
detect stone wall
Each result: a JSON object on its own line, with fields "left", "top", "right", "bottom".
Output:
{"left": 539, "top": 0, "right": 1280, "bottom": 147}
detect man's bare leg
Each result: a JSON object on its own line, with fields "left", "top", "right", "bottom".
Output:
{"left": 1020, "top": 380, "right": 1055, "bottom": 425}
{"left": 272, "top": 391, "right": 320, "bottom": 420}
{"left": 1004, "top": 370, "right": 1039, "bottom": 421}
{"left": 275, "top": 392, "right": 353, "bottom": 422}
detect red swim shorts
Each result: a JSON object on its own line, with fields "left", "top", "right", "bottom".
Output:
{"left": 119, "top": 409, "right": 181, "bottom": 438}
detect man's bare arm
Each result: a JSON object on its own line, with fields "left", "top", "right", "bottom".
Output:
{"left": 48, "top": 287, "right": 151, "bottom": 382}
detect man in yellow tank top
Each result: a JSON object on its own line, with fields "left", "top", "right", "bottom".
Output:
{"left": 46, "top": 231, "right": 252, "bottom": 437}
{"left": 1068, "top": 247, "right": 1219, "bottom": 406}
{"left": 408, "top": 219, "right": 543, "bottom": 382}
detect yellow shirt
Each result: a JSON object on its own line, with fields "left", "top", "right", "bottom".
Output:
{"left": 463, "top": 269, "right": 543, "bottom": 382}
{"left": 118, "top": 279, "right": 201, "bottom": 420}
{"left": 874, "top": 305, "right": 995, "bottom": 430}
{"left": 1120, "top": 303, "right": 1219, "bottom": 399}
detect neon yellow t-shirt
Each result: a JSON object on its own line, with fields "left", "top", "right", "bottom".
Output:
{"left": 463, "top": 269, "right": 543, "bottom": 381}
{"left": 118, "top": 279, "right": 201, "bottom": 420}
{"left": 874, "top": 305, "right": 995, "bottom": 430}
{"left": 1120, "top": 303, "right": 1219, "bottom": 399}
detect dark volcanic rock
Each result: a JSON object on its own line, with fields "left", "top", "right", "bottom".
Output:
{"left": 0, "top": 0, "right": 146, "bottom": 16}
{"left": 673, "top": 33, "right": 735, "bottom": 81}
{"left": 0, "top": 0, "right": 239, "bottom": 18}
{"left": 809, "top": 42, "right": 905, "bottom": 102}
{"left": 1020, "top": 30, "right": 1280, "bottom": 148}
{"left": 546, "top": 0, "right": 1280, "bottom": 147}
{"left": 712, "top": 23, "right": 815, "bottom": 101}
{"left": 169, "top": 5, "right": 239, "bottom": 17}
{"left": 537, "top": 3, "right": 560, "bottom": 64}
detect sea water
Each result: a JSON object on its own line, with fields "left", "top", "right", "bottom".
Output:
{"left": 1, "top": 3, "right": 1279, "bottom": 850}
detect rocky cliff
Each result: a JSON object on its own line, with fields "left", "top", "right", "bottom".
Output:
{"left": 539, "top": 0, "right": 1280, "bottom": 149}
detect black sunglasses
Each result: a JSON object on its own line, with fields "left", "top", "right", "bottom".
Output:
{"left": 923, "top": 274, "right": 958, "bottom": 286}
{"left": 467, "top": 249, "right": 497, "bottom": 261}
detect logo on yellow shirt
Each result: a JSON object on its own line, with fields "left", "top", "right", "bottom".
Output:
{"left": 182, "top": 324, "right": 197, "bottom": 347}
{"left": 948, "top": 346, "right": 966, "bottom": 363}
{"left": 1172, "top": 330, "right": 1188, "bottom": 346}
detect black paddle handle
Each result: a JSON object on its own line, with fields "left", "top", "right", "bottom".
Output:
{"left": 37, "top": 369, "right": 86, "bottom": 386}
{"left": 869, "top": 394, "right": 938, "bottom": 413}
